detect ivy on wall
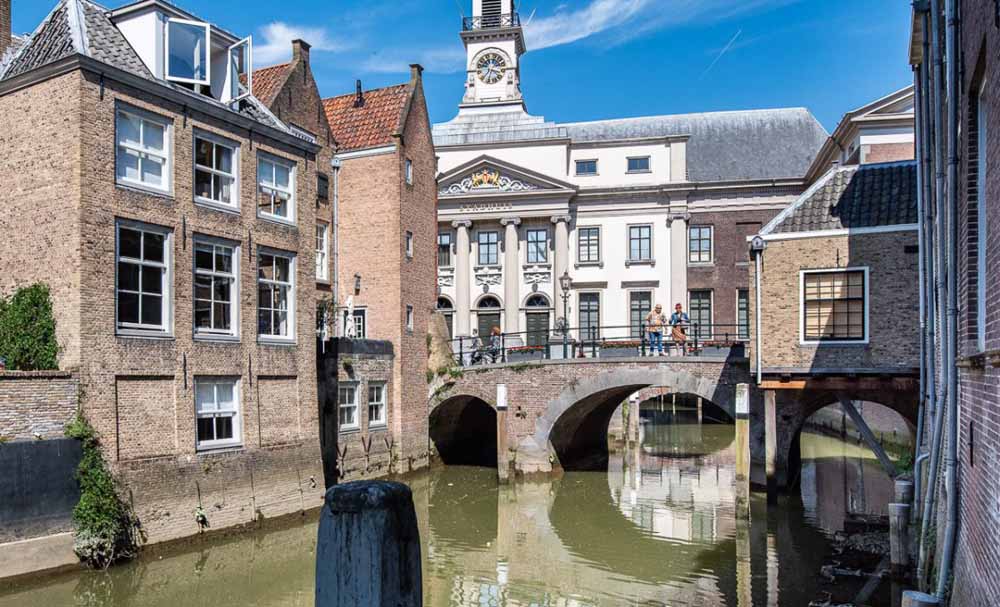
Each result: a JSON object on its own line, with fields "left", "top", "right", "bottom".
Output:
{"left": 0, "top": 283, "right": 59, "bottom": 371}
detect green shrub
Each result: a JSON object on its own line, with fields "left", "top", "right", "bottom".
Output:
{"left": 0, "top": 283, "right": 59, "bottom": 371}
{"left": 65, "top": 415, "right": 142, "bottom": 568}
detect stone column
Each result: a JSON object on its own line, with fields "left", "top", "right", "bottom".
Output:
{"left": 667, "top": 210, "right": 689, "bottom": 310}
{"left": 500, "top": 217, "right": 521, "bottom": 337}
{"left": 551, "top": 214, "right": 571, "bottom": 289}
{"left": 453, "top": 220, "right": 472, "bottom": 336}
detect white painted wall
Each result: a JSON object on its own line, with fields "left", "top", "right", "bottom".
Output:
{"left": 115, "top": 10, "right": 163, "bottom": 79}
{"left": 568, "top": 141, "right": 673, "bottom": 188}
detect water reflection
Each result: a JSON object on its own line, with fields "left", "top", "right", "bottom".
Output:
{"left": 0, "top": 422, "right": 898, "bottom": 607}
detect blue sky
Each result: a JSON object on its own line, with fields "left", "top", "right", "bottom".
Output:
{"left": 14, "top": 0, "right": 913, "bottom": 131}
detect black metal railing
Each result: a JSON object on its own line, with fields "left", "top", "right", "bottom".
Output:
{"left": 463, "top": 13, "right": 521, "bottom": 31}
{"left": 447, "top": 324, "right": 748, "bottom": 367}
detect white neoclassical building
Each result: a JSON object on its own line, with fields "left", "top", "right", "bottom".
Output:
{"left": 434, "top": 0, "right": 829, "bottom": 347}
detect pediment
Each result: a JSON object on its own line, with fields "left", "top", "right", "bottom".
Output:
{"left": 438, "top": 155, "right": 576, "bottom": 197}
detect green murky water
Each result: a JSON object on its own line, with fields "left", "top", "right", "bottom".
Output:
{"left": 0, "top": 418, "right": 900, "bottom": 606}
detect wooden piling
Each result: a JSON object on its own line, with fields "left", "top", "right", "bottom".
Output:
{"left": 889, "top": 503, "right": 911, "bottom": 576}
{"left": 316, "top": 481, "right": 422, "bottom": 607}
{"left": 764, "top": 389, "right": 778, "bottom": 501}
{"left": 895, "top": 479, "right": 914, "bottom": 504}
{"left": 496, "top": 384, "right": 510, "bottom": 483}
{"left": 735, "top": 383, "right": 751, "bottom": 518}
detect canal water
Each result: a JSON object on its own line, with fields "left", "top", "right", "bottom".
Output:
{"left": 0, "top": 412, "right": 900, "bottom": 606}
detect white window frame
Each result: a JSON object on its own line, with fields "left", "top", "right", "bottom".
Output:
{"left": 193, "top": 131, "right": 240, "bottom": 211}
{"left": 977, "top": 80, "right": 988, "bottom": 352}
{"left": 405, "top": 158, "right": 414, "bottom": 185}
{"left": 116, "top": 106, "right": 172, "bottom": 195}
{"left": 799, "top": 267, "right": 870, "bottom": 345}
{"left": 627, "top": 224, "right": 653, "bottom": 263}
{"left": 688, "top": 225, "right": 714, "bottom": 265}
{"left": 316, "top": 223, "right": 330, "bottom": 281}
{"left": 195, "top": 377, "right": 242, "bottom": 451}
{"left": 257, "top": 248, "right": 297, "bottom": 344}
{"left": 405, "top": 231, "right": 414, "bottom": 259}
{"left": 116, "top": 220, "right": 173, "bottom": 337}
{"left": 352, "top": 308, "right": 367, "bottom": 339}
{"left": 627, "top": 156, "right": 651, "bottom": 174}
{"left": 257, "top": 153, "right": 296, "bottom": 224}
{"left": 477, "top": 230, "right": 500, "bottom": 266}
{"left": 226, "top": 36, "right": 253, "bottom": 103}
{"left": 368, "top": 383, "right": 387, "bottom": 428}
{"left": 193, "top": 237, "right": 239, "bottom": 339}
{"left": 338, "top": 384, "right": 359, "bottom": 431}
{"left": 406, "top": 305, "right": 414, "bottom": 332}
{"left": 165, "top": 18, "right": 211, "bottom": 86}
{"left": 577, "top": 225, "right": 601, "bottom": 265}
{"left": 526, "top": 228, "right": 549, "bottom": 264}
{"left": 575, "top": 159, "right": 598, "bottom": 176}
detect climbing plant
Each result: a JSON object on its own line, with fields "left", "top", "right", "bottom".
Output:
{"left": 65, "top": 415, "right": 143, "bottom": 568}
{"left": 0, "top": 283, "right": 59, "bottom": 371}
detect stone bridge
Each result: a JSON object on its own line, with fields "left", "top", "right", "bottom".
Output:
{"left": 429, "top": 356, "right": 752, "bottom": 477}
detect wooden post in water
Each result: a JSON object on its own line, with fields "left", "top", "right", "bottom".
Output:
{"left": 496, "top": 384, "right": 510, "bottom": 483}
{"left": 696, "top": 396, "right": 703, "bottom": 424}
{"left": 735, "top": 515, "right": 752, "bottom": 607}
{"left": 316, "top": 481, "right": 422, "bottom": 607}
{"left": 735, "top": 383, "right": 751, "bottom": 519}
{"left": 889, "top": 503, "right": 911, "bottom": 577}
{"left": 764, "top": 389, "right": 778, "bottom": 502}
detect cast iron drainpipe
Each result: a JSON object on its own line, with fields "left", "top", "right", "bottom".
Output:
{"left": 936, "top": 0, "right": 960, "bottom": 597}
{"left": 913, "top": 60, "right": 927, "bottom": 513}
{"left": 331, "top": 156, "right": 342, "bottom": 336}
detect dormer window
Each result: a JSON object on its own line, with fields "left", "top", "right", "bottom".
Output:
{"left": 227, "top": 37, "right": 253, "bottom": 102}
{"left": 166, "top": 18, "right": 210, "bottom": 86}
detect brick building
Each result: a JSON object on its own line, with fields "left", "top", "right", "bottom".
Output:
{"left": 0, "top": 0, "right": 327, "bottom": 543}
{"left": 749, "top": 159, "right": 920, "bottom": 488}
{"left": 910, "top": 0, "right": 1000, "bottom": 604}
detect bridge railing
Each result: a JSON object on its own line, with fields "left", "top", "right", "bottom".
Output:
{"left": 447, "top": 323, "right": 748, "bottom": 367}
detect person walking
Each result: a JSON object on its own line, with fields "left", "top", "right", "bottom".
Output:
{"left": 487, "top": 326, "right": 503, "bottom": 363}
{"left": 645, "top": 304, "right": 666, "bottom": 356}
{"left": 670, "top": 303, "right": 690, "bottom": 356}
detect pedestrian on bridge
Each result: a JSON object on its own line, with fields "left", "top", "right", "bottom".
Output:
{"left": 670, "top": 303, "right": 690, "bottom": 356}
{"left": 645, "top": 304, "right": 667, "bottom": 356}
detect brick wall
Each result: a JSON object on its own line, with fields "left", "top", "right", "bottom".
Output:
{"left": 0, "top": 371, "right": 78, "bottom": 440}
{"left": 335, "top": 346, "right": 395, "bottom": 481}
{"left": 750, "top": 230, "right": 921, "bottom": 371}
{"left": 951, "top": 2, "right": 1000, "bottom": 605}
{"left": 863, "top": 142, "right": 914, "bottom": 164}
{"left": 0, "top": 72, "right": 83, "bottom": 369}
{"left": 0, "top": 0, "right": 10, "bottom": 59}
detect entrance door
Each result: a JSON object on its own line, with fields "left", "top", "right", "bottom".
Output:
{"left": 526, "top": 312, "right": 550, "bottom": 346}
{"left": 478, "top": 313, "right": 500, "bottom": 339}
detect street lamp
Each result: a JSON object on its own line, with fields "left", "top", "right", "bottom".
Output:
{"left": 558, "top": 271, "right": 572, "bottom": 359}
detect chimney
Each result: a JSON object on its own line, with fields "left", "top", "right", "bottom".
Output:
{"left": 409, "top": 64, "right": 424, "bottom": 82}
{"left": 0, "top": 0, "right": 11, "bottom": 59}
{"left": 354, "top": 80, "right": 364, "bottom": 108}
{"left": 292, "top": 39, "right": 311, "bottom": 66}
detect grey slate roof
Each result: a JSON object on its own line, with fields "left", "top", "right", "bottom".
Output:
{"left": 563, "top": 109, "right": 829, "bottom": 182}
{"left": 762, "top": 161, "right": 918, "bottom": 235}
{"left": 433, "top": 107, "right": 829, "bottom": 183}
{"left": 0, "top": 0, "right": 288, "bottom": 133}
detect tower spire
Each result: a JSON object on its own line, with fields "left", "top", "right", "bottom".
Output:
{"left": 460, "top": 0, "right": 526, "bottom": 111}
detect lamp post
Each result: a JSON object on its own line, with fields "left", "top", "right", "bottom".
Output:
{"left": 558, "top": 271, "right": 572, "bottom": 359}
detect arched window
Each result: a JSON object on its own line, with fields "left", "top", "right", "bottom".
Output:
{"left": 476, "top": 296, "right": 502, "bottom": 337}
{"left": 526, "top": 294, "right": 550, "bottom": 308}
{"left": 437, "top": 297, "right": 454, "bottom": 310}
{"left": 478, "top": 296, "right": 501, "bottom": 309}
{"left": 437, "top": 297, "right": 454, "bottom": 338}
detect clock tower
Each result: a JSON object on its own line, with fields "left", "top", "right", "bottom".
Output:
{"left": 460, "top": 0, "right": 526, "bottom": 111}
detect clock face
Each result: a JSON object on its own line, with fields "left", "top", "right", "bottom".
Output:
{"left": 476, "top": 53, "right": 506, "bottom": 84}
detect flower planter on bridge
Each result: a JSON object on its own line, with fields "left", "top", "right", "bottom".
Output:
{"left": 507, "top": 347, "right": 546, "bottom": 362}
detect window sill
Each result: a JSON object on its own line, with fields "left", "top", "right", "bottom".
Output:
{"left": 368, "top": 423, "right": 388, "bottom": 431}
{"left": 196, "top": 443, "right": 244, "bottom": 455}
{"left": 257, "top": 213, "right": 297, "bottom": 228}
{"left": 258, "top": 337, "right": 298, "bottom": 347}
{"left": 625, "top": 259, "right": 655, "bottom": 267}
{"left": 524, "top": 262, "right": 552, "bottom": 269}
{"left": 798, "top": 341, "right": 869, "bottom": 347}
{"left": 194, "top": 199, "right": 241, "bottom": 215}
{"left": 194, "top": 333, "right": 240, "bottom": 344}
{"left": 688, "top": 262, "right": 715, "bottom": 268}
{"left": 575, "top": 261, "right": 604, "bottom": 269}
{"left": 626, "top": 170, "right": 652, "bottom": 175}
{"left": 575, "top": 173, "right": 599, "bottom": 177}
{"left": 316, "top": 277, "right": 331, "bottom": 286}
{"left": 117, "top": 329, "right": 175, "bottom": 341}
{"left": 339, "top": 426, "right": 361, "bottom": 435}
{"left": 474, "top": 265, "right": 502, "bottom": 271}
{"left": 116, "top": 181, "right": 174, "bottom": 200}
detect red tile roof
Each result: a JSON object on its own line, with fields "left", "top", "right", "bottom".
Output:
{"left": 249, "top": 63, "right": 292, "bottom": 106}
{"left": 322, "top": 83, "right": 411, "bottom": 152}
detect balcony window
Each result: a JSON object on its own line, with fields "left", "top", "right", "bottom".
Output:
{"left": 227, "top": 37, "right": 252, "bottom": 102}
{"left": 194, "top": 134, "right": 238, "bottom": 208}
{"left": 166, "top": 19, "right": 210, "bottom": 85}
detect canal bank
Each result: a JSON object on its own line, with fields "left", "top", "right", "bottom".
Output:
{"left": 0, "top": 417, "right": 907, "bottom": 606}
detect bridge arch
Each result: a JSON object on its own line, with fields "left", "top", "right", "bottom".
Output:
{"left": 430, "top": 394, "right": 497, "bottom": 467}
{"left": 531, "top": 367, "right": 736, "bottom": 471}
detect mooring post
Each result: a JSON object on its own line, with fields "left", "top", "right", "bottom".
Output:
{"left": 316, "top": 481, "right": 422, "bottom": 607}
{"left": 895, "top": 479, "right": 914, "bottom": 504}
{"left": 735, "top": 515, "right": 752, "bottom": 607}
{"left": 696, "top": 396, "right": 703, "bottom": 424}
{"left": 889, "top": 503, "right": 911, "bottom": 577}
{"left": 764, "top": 389, "right": 778, "bottom": 502}
{"left": 735, "top": 383, "right": 751, "bottom": 519}
{"left": 496, "top": 383, "right": 510, "bottom": 483}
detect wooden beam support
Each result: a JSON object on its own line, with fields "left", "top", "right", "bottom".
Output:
{"left": 760, "top": 377, "right": 918, "bottom": 391}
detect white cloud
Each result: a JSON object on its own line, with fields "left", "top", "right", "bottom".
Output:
{"left": 254, "top": 22, "right": 348, "bottom": 65}
{"left": 524, "top": 0, "right": 652, "bottom": 51}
